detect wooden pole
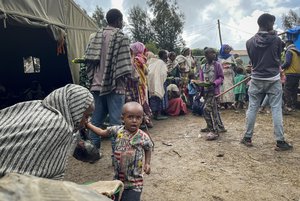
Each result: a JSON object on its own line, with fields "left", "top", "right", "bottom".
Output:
{"left": 217, "top": 19, "right": 222, "bottom": 46}
{"left": 215, "top": 76, "right": 251, "bottom": 98}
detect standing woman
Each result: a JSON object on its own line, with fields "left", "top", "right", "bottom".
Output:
{"left": 148, "top": 50, "right": 169, "bottom": 120}
{"left": 129, "top": 42, "right": 153, "bottom": 127}
{"left": 0, "top": 84, "right": 94, "bottom": 179}
{"left": 218, "top": 44, "right": 236, "bottom": 109}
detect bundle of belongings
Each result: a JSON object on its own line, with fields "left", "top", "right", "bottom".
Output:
{"left": 73, "top": 128, "right": 101, "bottom": 163}
{"left": 0, "top": 173, "right": 124, "bottom": 201}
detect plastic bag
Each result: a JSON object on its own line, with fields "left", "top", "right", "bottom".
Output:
{"left": 73, "top": 129, "right": 100, "bottom": 163}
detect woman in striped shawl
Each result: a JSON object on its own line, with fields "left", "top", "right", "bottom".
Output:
{"left": 0, "top": 84, "right": 94, "bottom": 179}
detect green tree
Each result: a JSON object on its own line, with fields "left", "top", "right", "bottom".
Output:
{"left": 128, "top": 6, "right": 154, "bottom": 44}
{"left": 282, "top": 9, "right": 300, "bottom": 30}
{"left": 145, "top": 41, "right": 159, "bottom": 54}
{"left": 192, "top": 48, "right": 204, "bottom": 56}
{"left": 147, "top": 0, "right": 185, "bottom": 51}
{"left": 91, "top": 6, "right": 106, "bottom": 28}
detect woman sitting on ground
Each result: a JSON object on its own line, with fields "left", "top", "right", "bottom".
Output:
{"left": 166, "top": 84, "right": 188, "bottom": 116}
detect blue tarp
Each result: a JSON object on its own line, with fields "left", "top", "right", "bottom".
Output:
{"left": 286, "top": 26, "right": 300, "bottom": 50}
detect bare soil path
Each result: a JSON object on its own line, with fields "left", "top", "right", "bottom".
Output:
{"left": 65, "top": 110, "right": 300, "bottom": 201}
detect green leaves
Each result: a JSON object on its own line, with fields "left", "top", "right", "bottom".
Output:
{"left": 128, "top": 0, "right": 185, "bottom": 52}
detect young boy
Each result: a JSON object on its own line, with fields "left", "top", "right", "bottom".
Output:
{"left": 85, "top": 101, "right": 153, "bottom": 201}
{"left": 199, "top": 48, "right": 226, "bottom": 140}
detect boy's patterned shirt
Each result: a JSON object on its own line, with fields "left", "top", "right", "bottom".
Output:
{"left": 107, "top": 125, "right": 153, "bottom": 189}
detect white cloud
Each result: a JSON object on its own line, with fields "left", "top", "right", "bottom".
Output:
{"left": 74, "top": 0, "right": 300, "bottom": 50}
{"left": 111, "top": 0, "right": 124, "bottom": 12}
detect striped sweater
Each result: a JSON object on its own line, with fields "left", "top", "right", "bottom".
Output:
{"left": 0, "top": 84, "right": 94, "bottom": 179}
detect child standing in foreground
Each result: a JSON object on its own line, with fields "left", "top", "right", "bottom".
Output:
{"left": 199, "top": 48, "right": 226, "bottom": 140}
{"left": 86, "top": 101, "right": 153, "bottom": 201}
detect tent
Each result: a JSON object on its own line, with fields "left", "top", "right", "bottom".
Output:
{"left": 0, "top": 0, "right": 98, "bottom": 100}
{"left": 286, "top": 25, "right": 300, "bottom": 50}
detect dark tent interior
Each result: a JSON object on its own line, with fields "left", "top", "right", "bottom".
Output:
{"left": 0, "top": 23, "right": 73, "bottom": 109}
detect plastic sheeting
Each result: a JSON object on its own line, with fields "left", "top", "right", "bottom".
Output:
{"left": 286, "top": 26, "right": 300, "bottom": 51}
{"left": 0, "top": 173, "right": 112, "bottom": 201}
{"left": 0, "top": 0, "right": 98, "bottom": 84}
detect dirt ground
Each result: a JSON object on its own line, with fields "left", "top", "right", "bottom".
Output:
{"left": 65, "top": 109, "right": 300, "bottom": 201}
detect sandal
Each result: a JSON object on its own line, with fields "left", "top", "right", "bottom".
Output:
{"left": 206, "top": 132, "right": 219, "bottom": 141}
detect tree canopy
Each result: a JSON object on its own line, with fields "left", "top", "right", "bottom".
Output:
{"left": 128, "top": 6, "right": 154, "bottom": 45}
{"left": 127, "top": 0, "right": 185, "bottom": 52}
{"left": 89, "top": 1, "right": 186, "bottom": 52}
{"left": 282, "top": 9, "right": 300, "bottom": 30}
{"left": 91, "top": 6, "right": 106, "bottom": 28}
{"left": 147, "top": 0, "right": 185, "bottom": 52}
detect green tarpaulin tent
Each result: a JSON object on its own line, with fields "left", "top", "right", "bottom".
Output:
{"left": 0, "top": 0, "right": 97, "bottom": 96}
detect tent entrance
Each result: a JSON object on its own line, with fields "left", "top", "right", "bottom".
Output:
{"left": 0, "top": 24, "right": 72, "bottom": 107}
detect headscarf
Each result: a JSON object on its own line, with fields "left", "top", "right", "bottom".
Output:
{"left": 181, "top": 47, "right": 190, "bottom": 55}
{"left": 146, "top": 51, "right": 157, "bottom": 65}
{"left": 130, "top": 42, "right": 146, "bottom": 65}
{"left": 42, "top": 84, "right": 94, "bottom": 131}
{"left": 167, "top": 84, "right": 179, "bottom": 92}
{"left": 175, "top": 55, "right": 190, "bottom": 72}
{"left": 130, "top": 42, "right": 145, "bottom": 56}
{"left": 219, "top": 44, "right": 233, "bottom": 59}
{"left": 176, "top": 55, "right": 188, "bottom": 64}
{"left": 0, "top": 84, "right": 94, "bottom": 179}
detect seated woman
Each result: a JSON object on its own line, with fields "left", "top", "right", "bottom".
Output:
{"left": 166, "top": 84, "right": 188, "bottom": 116}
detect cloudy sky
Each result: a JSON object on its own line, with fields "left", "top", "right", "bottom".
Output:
{"left": 74, "top": 0, "right": 300, "bottom": 50}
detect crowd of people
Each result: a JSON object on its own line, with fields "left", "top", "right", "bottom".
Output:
{"left": 0, "top": 9, "right": 298, "bottom": 201}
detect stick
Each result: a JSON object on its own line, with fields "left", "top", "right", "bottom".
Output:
{"left": 215, "top": 76, "right": 251, "bottom": 98}
{"left": 172, "top": 150, "right": 182, "bottom": 157}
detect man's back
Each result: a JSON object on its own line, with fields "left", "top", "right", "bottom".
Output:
{"left": 246, "top": 31, "right": 283, "bottom": 79}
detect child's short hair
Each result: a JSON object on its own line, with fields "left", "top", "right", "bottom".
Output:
{"left": 236, "top": 66, "right": 244, "bottom": 74}
{"left": 188, "top": 72, "right": 195, "bottom": 80}
{"left": 168, "top": 51, "right": 176, "bottom": 58}
{"left": 158, "top": 50, "right": 167, "bottom": 60}
{"left": 257, "top": 13, "right": 275, "bottom": 28}
{"left": 204, "top": 47, "right": 216, "bottom": 55}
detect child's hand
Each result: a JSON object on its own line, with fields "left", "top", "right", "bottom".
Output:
{"left": 144, "top": 163, "right": 151, "bottom": 175}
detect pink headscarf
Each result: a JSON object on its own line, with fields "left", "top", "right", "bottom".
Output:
{"left": 130, "top": 42, "right": 145, "bottom": 55}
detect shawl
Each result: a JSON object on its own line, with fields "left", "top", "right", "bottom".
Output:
{"left": 130, "top": 42, "right": 145, "bottom": 57}
{"left": 147, "top": 58, "right": 168, "bottom": 99}
{"left": 130, "top": 42, "right": 148, "bottom": 104}
{"left": 0, "top": 84, "right": 94, "bottom": 179}
{"left": 84, "top": 27, "right": 132, "bottom": 95}
{"left": 175, "top": 55, "right": 190, "bottom": 72}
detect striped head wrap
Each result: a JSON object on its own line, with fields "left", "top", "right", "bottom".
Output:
{"left": 0, "top": 84, "right": 94, "bottom": 179}
{"left": 42, "top": 84, "right": 94, "bottom": 132}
